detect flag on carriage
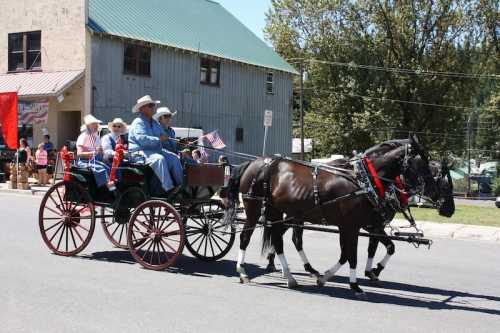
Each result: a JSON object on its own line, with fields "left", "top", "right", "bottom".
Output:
{"left": 205, "top": 130, "right": 226, "bottom": 149}
{"left": 198, "top": 145, "right": 209, "bottom": 160}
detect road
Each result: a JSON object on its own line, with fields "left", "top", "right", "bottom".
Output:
{"left": 1, "top": 192, "right": 500, "bottom": 333}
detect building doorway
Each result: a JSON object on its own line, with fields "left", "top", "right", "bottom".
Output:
{"left": 57, "top": 111, "right": 81, "bottom": 148}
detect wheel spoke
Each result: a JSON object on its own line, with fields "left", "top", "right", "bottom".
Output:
{"left": 110, "top": 223, "right": 121, "bottom": 238}
{"left": 74, "top": 223, "right": 90, "bottom": 232}
{"left": 56, "top": 225, "right": 66, "bottom": 250}
{"left": 208, "top": 236, "right": 215, "bottom": 257}
{"left": 44, "top": 205, "right": 64, "bottom": 217}
{"left": 132, "top": 236, "right": 150, "bottom": 248}
{"left": 48, "top": 193, "right": 63, "bottom": 213}
{"left": 188, "top": 233, "right": 204, "bottom": 247}
{"left": 68, "top": 226, "right": 78, "bottom": 249}
{"left": 157, "top": 241, "right": 171, "bottom": 262}
{"left": 195, "top": 234, "right": 206, "bottom": 254}
{"left": 210, "top": 234, "right": 224, "bottom": 253}
{"left": 140, "top": 240, "right": 155, "bottom": 261}
{"left": 54, "top": 186, "right": 67, "bottom": 211}
{"left": 118, "top": 224, "right": 126, "bottom": 245}
{"left": 211, "top": 232, "right": 230, "bottom": 245}
{"left": 44, "top": 220, "right": 63, "bottom": 232}
{"left": 72, "top": 225, "right": 85, "bottom": 242}
{"left": 160, "top": 238, "right": 178, "bottom": 253}
{"left": 48, "top": 222, "right": 65, "bottom": 242}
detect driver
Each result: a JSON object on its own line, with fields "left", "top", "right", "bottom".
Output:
{"left": 127, "top": 95, "right": 179, "bottom": 193}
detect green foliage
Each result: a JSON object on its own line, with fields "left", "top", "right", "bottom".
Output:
{"left": 265, "top": 0, "right": 499, "bottom": 156}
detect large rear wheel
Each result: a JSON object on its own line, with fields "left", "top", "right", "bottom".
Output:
{"left": 184, "top": 200, "right": 235, "bottom": 261}
{"left": 38, "top": 181, "right": 95, "bottom": 256}
{"left": 127, "top": 200, "right": 184, "bottom": 270}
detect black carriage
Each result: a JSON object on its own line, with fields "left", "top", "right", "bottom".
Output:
{"left": 38, "top": 147, "right": 235, "bottom": 270}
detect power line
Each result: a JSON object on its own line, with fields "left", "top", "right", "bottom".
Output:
{"left": 296, "top": 87, "right": 500, "bottom": 112}
{"left": 289, "top": 58, "right": 500, "bottom": 80}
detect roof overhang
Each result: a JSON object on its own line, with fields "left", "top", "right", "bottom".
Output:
{"left": 0, "top": 70, "right": 84, "bottom": 99}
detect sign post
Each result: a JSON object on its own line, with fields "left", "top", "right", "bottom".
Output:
{"left": 262, "top": 110, "right": 273, "bottom": 156}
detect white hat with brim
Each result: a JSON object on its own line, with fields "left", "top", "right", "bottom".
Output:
{"left": 107, "top": 118, "right": 128, "bottom": 133}
{"left": 132, "top": 95, "right": 160, "bottom": 113}
{"left": 153, "top": 107, "right": 177, "bottom": 121}
{"left": 84, "top": 114, "right": 102, "bottom": 126}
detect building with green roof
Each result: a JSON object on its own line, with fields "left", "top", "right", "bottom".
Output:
{"left": 88, "top": 0, "right": 296, "bottom": 157}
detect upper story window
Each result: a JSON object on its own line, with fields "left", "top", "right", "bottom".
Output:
{"left": 8, "top": 31, "right": 41, "bottom": 72}
{"left": 200, "top": 58, "right": 220, "bottom": 86}
{"left": 124, "top": 43, "right": 151, "bottom": 76}
{"left": 266, "top": 72, "right": 274, "bottom": 94}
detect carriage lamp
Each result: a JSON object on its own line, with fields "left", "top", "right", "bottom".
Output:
{"left": 107, "top": 142, "right": 125, "bottom": 191}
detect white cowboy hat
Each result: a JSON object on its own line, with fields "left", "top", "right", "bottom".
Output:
{"left": 153, "top": 107, "right": 177, "bottom": 121}
{"left": 107, "top": 118, "right": 128, "bottom": 133}
{"left": 83, "top": 114, "right": 102, "bottom": 126}
{"left": 132, "top": 95, "right": 160, "bottom": 113}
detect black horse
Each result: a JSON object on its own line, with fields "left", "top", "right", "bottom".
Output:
{"left": 223, "top": 136, "right": 448, "bottom": 296}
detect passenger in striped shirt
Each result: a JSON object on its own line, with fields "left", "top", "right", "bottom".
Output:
{"left": 75, "top": 115, "right": 109, "bottom": 188}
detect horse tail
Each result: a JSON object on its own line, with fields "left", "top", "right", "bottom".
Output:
{"left": 261, "top": 224, "right": 273, "bottom": 257}
{"left": 222, "top": 161, "right": 251, "bottom": 225}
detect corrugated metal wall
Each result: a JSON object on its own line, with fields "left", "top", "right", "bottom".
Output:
{"left": 91, "top": 36, "right": 293, "bottom": 161}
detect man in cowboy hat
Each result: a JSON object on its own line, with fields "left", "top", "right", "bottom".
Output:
{"left": 128, "top": 95, "right": 179, "bottom": 193}
{"left": 102, "top": 118, "right": 128, "bottom": 163}
{"left": 154, "top": 107, "right": 183, "bottom": 184}
{"left": 75, "top": 114, "right": 109, "bottom": 187}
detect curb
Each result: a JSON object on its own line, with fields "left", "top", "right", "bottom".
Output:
{"left": 0, "top": 186, "right": 47, "bottom": 196}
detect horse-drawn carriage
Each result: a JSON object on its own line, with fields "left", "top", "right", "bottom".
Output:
{"left": 38, "top": 145, "right": 235, "bottom": 270}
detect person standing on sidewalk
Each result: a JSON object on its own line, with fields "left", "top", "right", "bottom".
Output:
{"left": 35, "top": 143, "right": 48, "bottom": 185}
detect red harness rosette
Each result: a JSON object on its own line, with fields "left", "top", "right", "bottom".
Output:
{"left": 363, "top": 157, "right": 385, "bottom": 199}
{"left": 395, "top": 176, "right": 409, "bottom": 207}
{"left": 60, "top": 146, "right": 74, "bottom": 182}
{"left": 107, "top": 140, "right": 125, "bottom": 190}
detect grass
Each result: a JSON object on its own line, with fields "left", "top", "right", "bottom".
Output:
{"left": 396, "top": 204, "right": 500, "bottom": 227}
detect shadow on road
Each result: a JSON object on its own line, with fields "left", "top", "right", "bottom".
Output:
{"left": 258, "top": 273, "right": 500, "bottom": 316}
{"left": 75, "top": 250, "right": 500, "bottom": 316}
{"left": 76, "top": 250, "right": 265, "bottom": 278}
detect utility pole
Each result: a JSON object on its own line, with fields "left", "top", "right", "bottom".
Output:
{"left": 466, "top": 108, "right": 477, "bottom": 197}
{"left": 299, "top": 60, "right": 305, "bottom": 161}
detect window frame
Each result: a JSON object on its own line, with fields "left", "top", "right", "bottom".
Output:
{"left": 123, "top": 42, "right": 151, "bottom": 77}
{"left": 7, "top": 31, "right": 42, "bottom": 73}
{"left": 266, "top": 72, "right": 275, "bottom": 95}
{"left": 200, "top": 58, "right": 220, "bottom": 86}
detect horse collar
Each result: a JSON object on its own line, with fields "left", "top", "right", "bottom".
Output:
{"left": 363, "top": 157, "right": 385, "bottom": 199}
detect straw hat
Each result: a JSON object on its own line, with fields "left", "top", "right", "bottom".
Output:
{"left": 83, "top": 114, "right": 102, "bottom": 126}
{"left": 153, "top": 107, "right": 177, "bottom": 121}
{"left": 107, "top": 118, "right": 128, "bottom": 133}
{"left": 132, "top": 95, "right": 160, "bottom": 113}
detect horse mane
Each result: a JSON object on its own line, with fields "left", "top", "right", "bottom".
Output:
{"left": 363, "top": 139, "right": 409, "bottom": 158}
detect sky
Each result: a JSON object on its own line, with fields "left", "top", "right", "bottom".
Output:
{"left": 215, "top": 0, "right": 272, "bottom": 43}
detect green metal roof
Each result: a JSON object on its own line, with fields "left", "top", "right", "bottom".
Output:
{"left": 88, "top": 0, "right": 298, "bottom": 74}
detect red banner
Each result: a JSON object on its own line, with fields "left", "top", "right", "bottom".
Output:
{"left": 0, "top": 92, "right": 19, "bottom": 149}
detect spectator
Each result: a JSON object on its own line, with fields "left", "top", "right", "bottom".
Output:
{"left": 43, "top": 135, "right": 54, "bottom": 154}
{"left": 192, "top": 149, "right": 203, "bottom": 164}
{"left": 35, "top": 143, "right": 48, "bottom": 185}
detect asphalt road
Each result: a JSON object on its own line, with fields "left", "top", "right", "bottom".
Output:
{"left": 1, "top": 193, "right": 500, "bottom": 333}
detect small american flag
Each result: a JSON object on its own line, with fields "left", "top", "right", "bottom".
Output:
{"left": 198, "top": 145, "right": 209, "bottom": 160}
{"left": 205, "top": 130, "right": 226, "bottom": 149}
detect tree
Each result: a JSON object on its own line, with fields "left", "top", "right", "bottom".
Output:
{"left": 265, "top": 0, "right": 499, "bottom": 157}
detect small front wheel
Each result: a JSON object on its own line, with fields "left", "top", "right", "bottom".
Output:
{"left": 127, "top": 200, "right": 184, "bottom": 270}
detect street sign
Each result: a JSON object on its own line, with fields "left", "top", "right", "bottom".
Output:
{"left": 264, "top": 110, "right": 273, "bottom": 127}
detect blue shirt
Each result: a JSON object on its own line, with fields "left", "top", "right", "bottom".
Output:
{"left": 162, "top": 127, "right": 177, "bottom": 153}
{"left": 128, "top": 114, "right": 164, "bottom": 154}
{"left": 43, "top": 141, "right": 54, "bottom": 152}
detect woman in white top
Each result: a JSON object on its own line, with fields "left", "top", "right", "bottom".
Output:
{"left": 76, "top": 115, "right": 109, "bottom": 187}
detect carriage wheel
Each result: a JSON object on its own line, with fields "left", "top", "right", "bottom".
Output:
{"left": 101, "top": 187, "right": 147, "bottom": 249}
{"left": 184, "top": 201, "right": 235, "bottom": 261}
{"left": 38, "top": 181, "right": 96, "bottom": 256}
{"left": 127, "top": 200, "right": 184, "bottom": 270}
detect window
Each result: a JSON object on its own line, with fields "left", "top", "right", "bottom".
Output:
{"left": 8, "top": 31, "right": 41, "bottom": 72}
{"left": 266, "top": 72, "right": 274, "bottom": 94}
{"left": 123, "top": 43, "right": 151, "bottom": 76}
{"left": 200, "top": 58, "right": 220, "bottom": 86}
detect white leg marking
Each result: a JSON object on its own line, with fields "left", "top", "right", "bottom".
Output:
{"left": 298, "top": 250, "right": 310, "bottom": 265}
{"left": 365, "top": 257, "right": 373, "bottom": 272}
{"left": 278, "top": 253, "right": 297, "bottom": 288}
{"left": 236, "top": 250, "right": 247, "bottom": 276}
{"left": 349, "top": 268, "right": 357, "bottom": 283}
{"left": 318, "top": 262, "right": 343, "bottom": 285}
{"left": 380, "top": 254, "right": 392, "bottom": 267}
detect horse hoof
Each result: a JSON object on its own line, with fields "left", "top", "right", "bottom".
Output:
{"left": 266, "top": 264, "right": 277, "bottom": 272}
{"left": 287, "top": 278, "right": 298, "bottom": 289}
{"left": 365, "top": 270, "right": 379, "bottom": 282}
{"left": 239, "top": 275, "right": 250, "bottom": 284}
{"left": 372, "top": 264, "right": 384, "bottom": 277}
{"left": 350, "top": 282, "right": 364, "bottom": 296}
{"left": 316, "top": 276, "right": 326, "bottom": 287}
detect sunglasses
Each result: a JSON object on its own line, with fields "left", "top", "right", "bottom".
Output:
{"left": 112, "top": 125, "right": 123, "bottom": 128}
{"left": 147, "top": 103, "right": 156, "bottom": 108}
